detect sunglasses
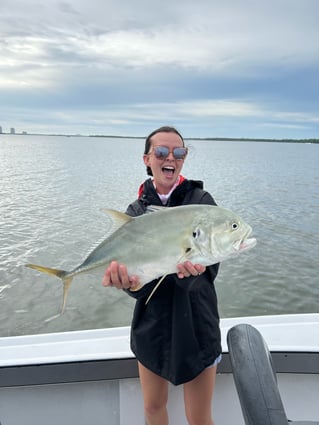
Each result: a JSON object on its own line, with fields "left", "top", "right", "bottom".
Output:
{"left": 151, "top": 145, "right": 188, "bottom": 160}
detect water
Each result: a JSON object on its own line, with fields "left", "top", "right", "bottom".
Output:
{"left": 0, "top": 135, "right": 318, "bottom": 337}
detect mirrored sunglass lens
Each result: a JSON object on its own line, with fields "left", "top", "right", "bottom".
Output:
{"left": 173, "top": 148, "right": 187, "bottom": 159}
{"left": 153, "top": 146, "right": 187, "bottom": 159}
{"left": 154, "top": 146, "right": 169, "bottom": 158}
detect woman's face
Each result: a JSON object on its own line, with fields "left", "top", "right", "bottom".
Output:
{"left": 143, "top": 131, "right": 187, "bottom": 194}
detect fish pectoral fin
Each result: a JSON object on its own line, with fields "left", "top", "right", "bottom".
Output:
{"left": 145, "top": 274, "right": 168, "bottom": 305}
{"left": 101, "top": 209, "right": 133, "bottom": 232}
{"left": 183, "top": 247, "right": 193, "bottom": 258}
{"left": 177, "top": 249, "right": 192, "bottom": 263}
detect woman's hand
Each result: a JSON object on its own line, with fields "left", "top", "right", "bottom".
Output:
{"left": 103, "top": 260, "right": 205, "bottom": 289}
{"left": 102, "top": 261, "right": 140, "bottom": 290}
{"left": 176, "top": 261, "right": 206, "bottom": 279}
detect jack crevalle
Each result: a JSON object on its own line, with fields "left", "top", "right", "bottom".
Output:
{"left": 26, "top": 205, "right": 256, "bottom": 312}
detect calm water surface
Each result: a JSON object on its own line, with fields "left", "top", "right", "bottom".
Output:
{"left": 0, "top": 135, "right": 318, "bottom": 336}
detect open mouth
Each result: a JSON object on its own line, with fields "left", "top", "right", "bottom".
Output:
{"left": 162, "top": 166, "right": 175, "bottom": 177}
{"left": 238, "top": 237, "right": 257, "bottom": 251}
{"left": 233, "top": 227, "right": 257, "bottom": 252}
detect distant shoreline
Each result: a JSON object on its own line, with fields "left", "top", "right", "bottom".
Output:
{"left": 0, "top": 133, "right": 318, "bottom": 143}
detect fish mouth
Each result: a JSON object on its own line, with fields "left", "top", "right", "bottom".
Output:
{"left": 236, "top": 237, "right": 257, "bottom": 251}
{"left": 233, "top": 228, "right": 257, "bottom": 252}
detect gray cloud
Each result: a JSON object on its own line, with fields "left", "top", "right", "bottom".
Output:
{"left": 0, "top": 0, "right": 318, "bottom": 138}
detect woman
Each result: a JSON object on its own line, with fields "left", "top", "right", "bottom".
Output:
{"left": 103, "top": 126, "right": 221, "bottom": 425}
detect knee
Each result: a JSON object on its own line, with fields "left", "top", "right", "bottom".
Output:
{"left": 185, "top": 409, "right": 214, "bottom": 425}
{"left": 144, "top": 397, "right": 167, "bottom": 418}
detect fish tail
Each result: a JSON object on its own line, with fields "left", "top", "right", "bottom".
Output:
{"left": 26, "top": 263, "right": 66, "bottom": 279}
{"left": 25, "top": 263, "right": 73, "bottom": 313}
{"left": 61, "top": 276, "right": 73, "bottom": 314}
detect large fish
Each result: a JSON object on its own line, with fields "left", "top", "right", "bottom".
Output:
{"left": 26, "top": 205, "right": 256, "bottom": 312}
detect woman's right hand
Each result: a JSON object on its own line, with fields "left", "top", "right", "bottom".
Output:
{"left": 102, "top": 261, "right": 140, "bottom": 290}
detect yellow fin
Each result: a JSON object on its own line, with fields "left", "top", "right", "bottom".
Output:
{"left": 25, "top": 264, "right": 65, "bottom": 279}
{"left": 25, "top": 264, "right": 72, "bottom": 313}
{"left": 101, "top": 209, "right": 133, "bottom": 233}
{"left": 61, "top": 276, "right": 73, "bottom": 313}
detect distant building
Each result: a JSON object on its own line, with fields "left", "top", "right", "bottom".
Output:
{"left": 10, "top": 127, "right": 15, "bottom": 134}
{"left": 0, "top": 126, "right": 2, "bottom": 134}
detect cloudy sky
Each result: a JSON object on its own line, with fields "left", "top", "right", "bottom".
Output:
{"left": 1, "top": 0, "right": 318, "bottom": 138}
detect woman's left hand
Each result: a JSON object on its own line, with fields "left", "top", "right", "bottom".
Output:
{"left": 176, "top": 261, "right": 206, "bottom": 279}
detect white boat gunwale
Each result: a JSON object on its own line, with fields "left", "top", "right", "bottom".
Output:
{"left": 0, "top": 313, "right": 318, "bottom": 388}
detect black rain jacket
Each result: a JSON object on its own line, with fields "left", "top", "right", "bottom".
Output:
{"left": 125, "top": 178, "right": 221, "bottom": 385}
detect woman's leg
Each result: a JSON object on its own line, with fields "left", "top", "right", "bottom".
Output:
{"left": 138, "top": 361, "right": 169, "bottom": 425}
{"left": 183, "top": 366, "right": 217, "bottom": 425}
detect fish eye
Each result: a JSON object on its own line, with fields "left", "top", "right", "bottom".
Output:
{"left": 231, "top": 222, "right": 239, "bottom": 230}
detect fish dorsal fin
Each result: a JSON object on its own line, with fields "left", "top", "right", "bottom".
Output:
{"left": 101, "top": 209, "right": 133, "bottom": 233}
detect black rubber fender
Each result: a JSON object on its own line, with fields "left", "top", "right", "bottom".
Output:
{"left": 227, "top": 323, "right": 289, "bottom": 425}
{"left": 227, "top": 324, "right": 319, "bottom": 425}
